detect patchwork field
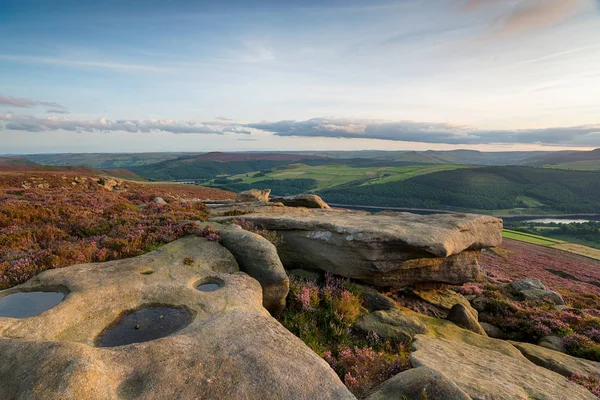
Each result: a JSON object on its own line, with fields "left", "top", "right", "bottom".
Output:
{"left": 228, "top": 164, "right": 466, "bottom": 191}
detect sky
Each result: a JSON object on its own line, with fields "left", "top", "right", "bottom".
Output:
{"left": 1, "top": 0, "right": 600, "bottom": 154}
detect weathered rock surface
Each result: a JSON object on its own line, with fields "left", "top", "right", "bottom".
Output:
{"left": 270, "top": 194, "right": 330, "bottom": 209}
{"left": 236, "top": 188, "right": 271, "bottom": 202}
{"left": 366, "top": 366, "right": 472, "bottom": 400}
{"left": 0, "top": 237, "right": 353, "bottom": 400}
{"left": 354, "top": 308, "right": 428, "bottom": 342}
{"left": 511, "top": 341, "right": 600, "bottom": 379}
{"left": 212, "top": 210, "right": 502, "bottom": 288}
{"left": 411, "top": 335, "right": 596, "bottom": 400}
{"left": 446, "top": 304, "right": 487, "bottom": 336}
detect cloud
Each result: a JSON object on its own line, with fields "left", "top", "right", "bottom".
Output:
{"left": 245, "top": 117, "right": 600, "bottom": 146}
{"left": 46, "top": 109, "right": 71, "bottom": 114}
{"left": 0, "top": 94, "right": 66, "bottom": 110}
{"left": 0, "top": 114, "right": 240, "bottom": 135}
{"left": 0, "top": 54, "right": 168, "bottom": 72}
{"left": 462, "top": 0, "right": 589, "bottom": 36}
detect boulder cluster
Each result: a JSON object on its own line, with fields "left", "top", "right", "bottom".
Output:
{"left": 1, "top": 189, "right": 598, "bottom": 400}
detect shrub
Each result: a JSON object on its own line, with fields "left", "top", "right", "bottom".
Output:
{"left": 570, "top": 373, "right": 600, "bottom": 397}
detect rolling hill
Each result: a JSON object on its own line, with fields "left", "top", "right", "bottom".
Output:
{"left": 320, "top": 166, "right": 600, "bottom": 214}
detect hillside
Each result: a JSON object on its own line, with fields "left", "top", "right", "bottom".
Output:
{"left": 320, "top": 166, "right": 600, "bottom": 214}
{"left": 0, "top": 157, "right": 37, "bottom": 167}
{"left": 25, "top": 152, "right": 196, "bottom": 169}
{"left": 526, "top": 149, "right": 600, "bottom": 170}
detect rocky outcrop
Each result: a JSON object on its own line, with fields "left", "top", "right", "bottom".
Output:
{"left": 0, "top": 237, "right": 352, "bottom": 400}
{"left": 236, "top": 189, "right": 271, "bottom": 202}
{"left": 212, "top": 210, "right": 502, "bottom": 288}
{"left": 366, "top": 366, "right": 472, "bottom": 400}
{"left": 270, "top": 194, "right": 330, "bottom": 209}
{"left": 411, "top": 335, "right": 596, "bottom": 400}
{"left": 510, "top": 341, "right": 600, "bottom": 379}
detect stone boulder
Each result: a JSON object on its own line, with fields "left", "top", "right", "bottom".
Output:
{"left": 446, "top": 304, "right": 487, "bottom": 336}
{"left": 359, "top": 285, "right": 397, "bottom": 312}
{"left": 480, "top": 322, "right": 505, "bottom": 339}
{"left": 0, "top": 237, "right": 353, "bottom": 400}
{"left": 270, "top": 194, "right": 330, "bottom": 209}
{"left": 186, "top": 221, "right": 289, "bottom": 314}
{"left": 510, "top": 341, "right": 600, "bottom": 379}
{"left": 411, "top": 335, "right": 596, "bottom": 400}
{"left": 508, "top": 279, "right": 565, "bottom": 305}
{"left": 366, "top": 367, "right": 472, "bottom": 400}
{"left": 413, "top": 288, "right": 477, "bottom": 318}
{"left": 354, "top": 308, "right": 428, "bottom": 342}
{"left": 153, "top": 197, "right": 168, "bottom": 205}
{"left": 97, "top": 177, "right": 119, "bottom": 190}
{"left": 212, "top": 210, "right": 502, "bottom": 288}
{"left": 236, "top": 189, "right": 271, "bottom": 202}
{"left": 538, "top": 335, "right": 566, "bottom": 353}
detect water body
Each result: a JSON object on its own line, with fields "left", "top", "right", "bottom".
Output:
{"left": 525, "top": 219, "right": 592, "bottom": 224}
{"left": 96, "top": 305, "right": 193, "bottom": 347}
{"left": 0, "top": 291, "right": 65, "bottom": 318}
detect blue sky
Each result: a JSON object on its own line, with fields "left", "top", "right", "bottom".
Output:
{"left": 1, "top": 0, "right": 600, "bottom": 153}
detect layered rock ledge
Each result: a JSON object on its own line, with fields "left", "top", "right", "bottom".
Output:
{"left": 213, "top": 209, "right": 502, "bottom": 288}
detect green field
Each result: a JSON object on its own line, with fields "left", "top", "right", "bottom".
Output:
{"left": 502, "top": 230, "right": 565, "bottom": 246}
{"left": 227, "top": 164, "right": 466, "bottom": 192}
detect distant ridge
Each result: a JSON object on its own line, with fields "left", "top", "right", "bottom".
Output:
{"left": 190, "top": 152, "right": 326, "bottom": 162}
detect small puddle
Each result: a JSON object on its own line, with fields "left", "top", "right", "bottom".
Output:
{"left": 196, "top": 283, "right": 221, "bottom": 292}
{"left": 0, "top": 291, "right": 65, "bottom": 318}
{"left": 96, "top": 305, "right": 193, "bottom": 347}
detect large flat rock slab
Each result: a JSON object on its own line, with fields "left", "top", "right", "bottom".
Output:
{"left": 511, "top": 341, "right": 600, "bottom": 379}
{"left": 411, "top": 335, "right": 597, "bottom": 400}
{"left": 0, "top": 237, "right": 353, "bottom": 400}
{"left": 213, "top": 210, "right": 502, "bottom": 287}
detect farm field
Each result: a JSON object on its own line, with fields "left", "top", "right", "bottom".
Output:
{"left": 502, "top": 230, "right": 600, "bottom": 261}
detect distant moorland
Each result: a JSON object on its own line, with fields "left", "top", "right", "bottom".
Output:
{"left": 9, "top": 149, "right": 600, "bottom": 215}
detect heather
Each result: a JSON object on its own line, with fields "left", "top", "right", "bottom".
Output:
{"left": 458, "top": 283, "right": 600, "bottom": 362}
{"left": 481, "top": 239, "right": 600, "bottom": 298}
{"left": 0, "top": 181, "right": 231, "bottom": 289}
{"left": 279, "top": 275, "right": 410, "bottom": 397}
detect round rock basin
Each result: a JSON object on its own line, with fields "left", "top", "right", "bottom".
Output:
{"left": 196, "top": 278, "right": 223, "bottom": 292}
{"left": 0, "top": 291, "right": 65, "bottom": 318}
{"left": 96, "top": 305, "right": 193, "bottom": 347}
